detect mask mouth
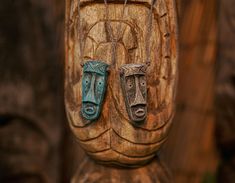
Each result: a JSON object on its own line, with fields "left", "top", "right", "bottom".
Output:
{"left": 83, "top": 103, "right": 97, "bottom": 116}
{"left": 134, "top": 108, "right": 145, "bottom": 117}
{"left": 130, "top": 104, "right": 146, "bottom": 121}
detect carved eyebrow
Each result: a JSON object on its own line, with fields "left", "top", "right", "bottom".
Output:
{"left": 84, "top": 70, "right": 106, "bottom": 76}
{"left": 125, "top": 75, "right": 135, "bottom": 79}
{"left": 125, "top": 73, "right": 145, "bottom": 77}
{"left": 84, "top": 70, "right": 92, "bottom": 73}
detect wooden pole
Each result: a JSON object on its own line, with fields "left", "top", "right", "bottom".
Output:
{"left": 161, "top": 0, "right": 218, "bottom": 182}
{"left": 72, "top": 156, "right": 171, "bottom": 183}
{"left": 65, "top": 0, "right": 178, "bottom": 182}
{"left": 0, "top": 0, "right": 64, "bottom": 182}
{"left": 216, "top": 0, "right": 235, "bottom": 182}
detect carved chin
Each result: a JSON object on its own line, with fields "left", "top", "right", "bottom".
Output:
{"left": 130, "top": 105, "right": 146, "bottom": 122}
{"left": 82, "top": 103, "right": 99, "bottom": 120}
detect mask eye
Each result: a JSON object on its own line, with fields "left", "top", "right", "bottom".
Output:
{"left": 83, "top": 73, "right": 92, "bottom": 87}
{"left": 126, "top": 76, "right": 135, "bottom": 90}
{"left": 96, "top": 76, "right": 105, "bottom": 93}
{"left": 128, "top": 82, "right": 133, "bottom": 89}
{"left": 139, "top": 76, "right": 146, "bottom": 86}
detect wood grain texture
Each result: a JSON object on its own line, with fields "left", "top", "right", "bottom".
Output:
{"left": 160, "top": 0, "right": 219, "bottom": 182}
{"left": 65, "top": 0, "right": 178, "bottom": 167}
{"left": 72, "top": 157, "right": 171, "bottom": 183}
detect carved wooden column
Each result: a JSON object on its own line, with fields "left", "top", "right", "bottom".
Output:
{"left": 65, "top": 0, "right": 178, "bottom": 182}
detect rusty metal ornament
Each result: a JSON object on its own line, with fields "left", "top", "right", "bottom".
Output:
{"left": 81, "top": 61, "right": 109, "bottom": 121}
{"left": 120, "top": 64, "right": 147, "bottom": 124}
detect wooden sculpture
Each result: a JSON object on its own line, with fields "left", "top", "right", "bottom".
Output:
{"left": 65, "top": 0, "right": 178, "bottom": 181}
{"left": 120, "top": 64, "right": 148, "bottom": 124}
{"left": 81, "top": 61, "right": 109, "bottom": 121}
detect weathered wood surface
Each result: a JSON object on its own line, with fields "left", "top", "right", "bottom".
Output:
{"left": 216, "top": 0, "right": 235, "bottom": 182}
{"left": 0, "top": 1, "right": 64, "bottom": 182}
{"left": 65, "top": 0, "right": 178, "bottom": 168}
{"left": 72, "top": 157, "right": 171, "bottom": 183}
{"left": 160, "top": 0, "right": 219, "bottom": 182}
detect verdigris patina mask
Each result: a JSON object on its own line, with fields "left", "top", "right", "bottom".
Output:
{"left": 81, "top": 61, "right": 109, "bottom": 121}
{"left": 120, "top": 64, "right": 147, "bottom": 124}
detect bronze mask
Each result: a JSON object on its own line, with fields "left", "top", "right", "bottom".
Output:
{"left": 81, "top": 61, "right": 109, "bottom": 121}
{"left": 120, "top": 64, "right": 147, "bottom": 124}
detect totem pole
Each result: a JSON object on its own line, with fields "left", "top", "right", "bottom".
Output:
{"left": 65, "top": 0, "right": 178, "bottom": 182}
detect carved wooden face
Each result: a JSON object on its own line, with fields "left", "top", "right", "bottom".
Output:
{"left": 120, "top": 64, "right": 147, "bottom": 123}
{"left": 81, "top": 61, "right": 109, "bottom": 121}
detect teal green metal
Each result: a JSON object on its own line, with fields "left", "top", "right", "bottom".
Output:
{"left": 81, "top": 61, "right": 109, "bottom": 121}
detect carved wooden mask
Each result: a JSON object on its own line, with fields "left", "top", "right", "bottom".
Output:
{"left": 81, "top": 61, "right": 109, "bottom": 121}
{"left": 120, "top": 64, "right": 147, "bottom": 124}
{"left": 65, "top": 0, "right": 178, "bottom": 167}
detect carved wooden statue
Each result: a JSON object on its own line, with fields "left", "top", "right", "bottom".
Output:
{"left": 65, "top": 0, "right": 178, "bottom": 181}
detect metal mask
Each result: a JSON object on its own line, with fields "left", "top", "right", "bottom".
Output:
{"left": 81, "top": 61, "right": 109, "bottom": 121}
{"left": 120, "top": 64, "right": 147, "bottom": 123}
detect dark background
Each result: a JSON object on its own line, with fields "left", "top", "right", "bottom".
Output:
{"left": 0, "top": 0, "right": 234, "bottom": 182}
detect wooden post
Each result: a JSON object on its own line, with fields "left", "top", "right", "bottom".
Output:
{"left": 65, "top": 0, "right": 178, "bottom": 182}
{"left": 161, "top": 0, "right": 218, "bottom": 181}
{"left": 0, "top": 1, "right": 64, "bottom": 182}
{"left": 216, "top": 0, "right": 235, "bottom": 182}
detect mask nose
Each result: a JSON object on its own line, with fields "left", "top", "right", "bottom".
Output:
{"left": 130, "top": 77, "right": 146, "bottom": 107}
{"left": 83, "top": 75, "right": 98, "bottom": 105}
